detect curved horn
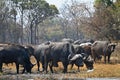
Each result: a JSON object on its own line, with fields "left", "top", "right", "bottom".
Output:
{"left": 70, "top": 54, "right": 83, "bottom": 61}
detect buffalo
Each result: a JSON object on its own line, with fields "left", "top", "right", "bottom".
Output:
{"left": 34, "top": 44, "right": 51, "bottom": 73}
{"left": 91, "top": 41, "right": 116, "bottom": 63}
{"left": 0, "top": 44, "right": 34, "bottom": 74}
{"left": 32, "top": 40, "right": 94, "bottom": 73}
{"left": 69, "top": 44, "right": 94, "bottom": 72}
{"left": 33, "top": 41, "right": 86, "bottom": 73}
{"left": 68, "top": 45, "right": 84, "bottom": 71}
{"left": 48, "top": 42, "right": 75, "bottom": 73}
{"left": 33, "top": 42, "right": 73, "bottom": 73}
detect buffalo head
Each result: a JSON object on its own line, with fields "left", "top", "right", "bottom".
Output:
{"left": 84, "top": 55, "right": 94, "bottom": 72}
{"left": 108, "top": 43, "right": 117, "bottom": 53}
{"left": 68, "top": 53, "right": 94, "bottom": 72}
{"left": 68, "top": 54, "right": 84, "bottom": 67}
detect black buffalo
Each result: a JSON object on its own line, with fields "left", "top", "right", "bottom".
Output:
{"left": 91, "top": 41, "right": 116, "bottom": 63}
{"left": 33, "top": 41, "right": 89, "bottom": 73}
{"left": 0, "top": 44, "right": 34, "bottom": 74}
{"left": 48, "top": 42, "right": 75, "bottom": 73}
{"left": 34, "top": 44, "right": 51, "bottom": 73}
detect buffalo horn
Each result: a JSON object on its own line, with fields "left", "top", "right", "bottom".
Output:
{"left": 70, "top": 54, "right": 83, "bottom": 61}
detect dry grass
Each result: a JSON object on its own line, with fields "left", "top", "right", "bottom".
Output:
{"left": 0, "top": 43, "right": 120, "bottom": 79}
{"left": 1, "top": 61, "right": 120, "bottom": 78}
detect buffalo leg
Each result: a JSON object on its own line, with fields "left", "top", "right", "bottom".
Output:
{"left": 62, "top": 62, "right": 68, "bottom": 73}
{"left": 104, "top": 55, "right": 106, "bottom": 64}
{"left": 108, "top": 53, "right": 111, "bottom": 63}
{"left": 44, "top": 55, "right": 48, "bottom": 73}
{"left": 22, "top": 65, "right": 25, "bottom": 74}
{"left": 42, "top": 57, "right": 45, "bottom": 72}
{"left": 78, "top": 66, "right": 80, "bottom": 72}
{"left": 44, "top": 56, "right": 48, "bottom": 73}
{"left": 42, "top": 65, "right": 44, "bottom": 72}
{"left": 42, "top": 62, "right": 44, "bottom": 72}
{"left": 37, "top": 60, "right": 40, "bottom": 71}
{"left": 15, "top": 63, "right": 19, "bottom": 74}
{"left": 49, "top": 61, "right": 53, "bottom": 73}
{"left": 0, "top": 63, "right": 3, "bottom": 72}
{"left": 44, "top": 62, "right": 48, "bottom": 73}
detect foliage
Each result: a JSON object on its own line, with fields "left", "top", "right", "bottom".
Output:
{"left": 95, "top": 0, "right": 114, "bottom": 8}
{"left": 92, "top": 0, "right": 120, "bottom": 40}
{"left": 0, "top": 0, "right": 21, "bottom": 43}
{"left": 0, "top": 0, "right": 58, "bottom": 44}
{"left": 22, "top": 0, "right": 59, "bottom": 44}
{"left": 60, "top": 0, "right": 92, "bottom": 40}
{"left": 0, "top": 0, "right": 120, "bottom": 43}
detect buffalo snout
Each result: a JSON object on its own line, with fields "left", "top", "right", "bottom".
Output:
{"left": 75, "top": 58, "right": 84, "bottom": 67}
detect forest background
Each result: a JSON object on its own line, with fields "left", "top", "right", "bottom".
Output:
{"left": 0, "top": 0, "right": 120, "bottom": 44}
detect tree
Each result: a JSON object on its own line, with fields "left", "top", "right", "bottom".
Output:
{"left": 0, "top": 0, "right": 58, "bottom": 44}
{"left": 91, "top": 0, "right": 120, "bottom": 40}
{"left": 0, "top": 0, "right": 6, "bottom": 42}
{"left": 0, "top": 0, "right": 22, "bottom": 43}
{"left": 22, "top": 0, "right": 58, "bottom": 44}
{"left": 8, "top": 0, "right": 58, "bottom": 44}
{"left": 60, "top": 0, "right": 93, "bottom": 40}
